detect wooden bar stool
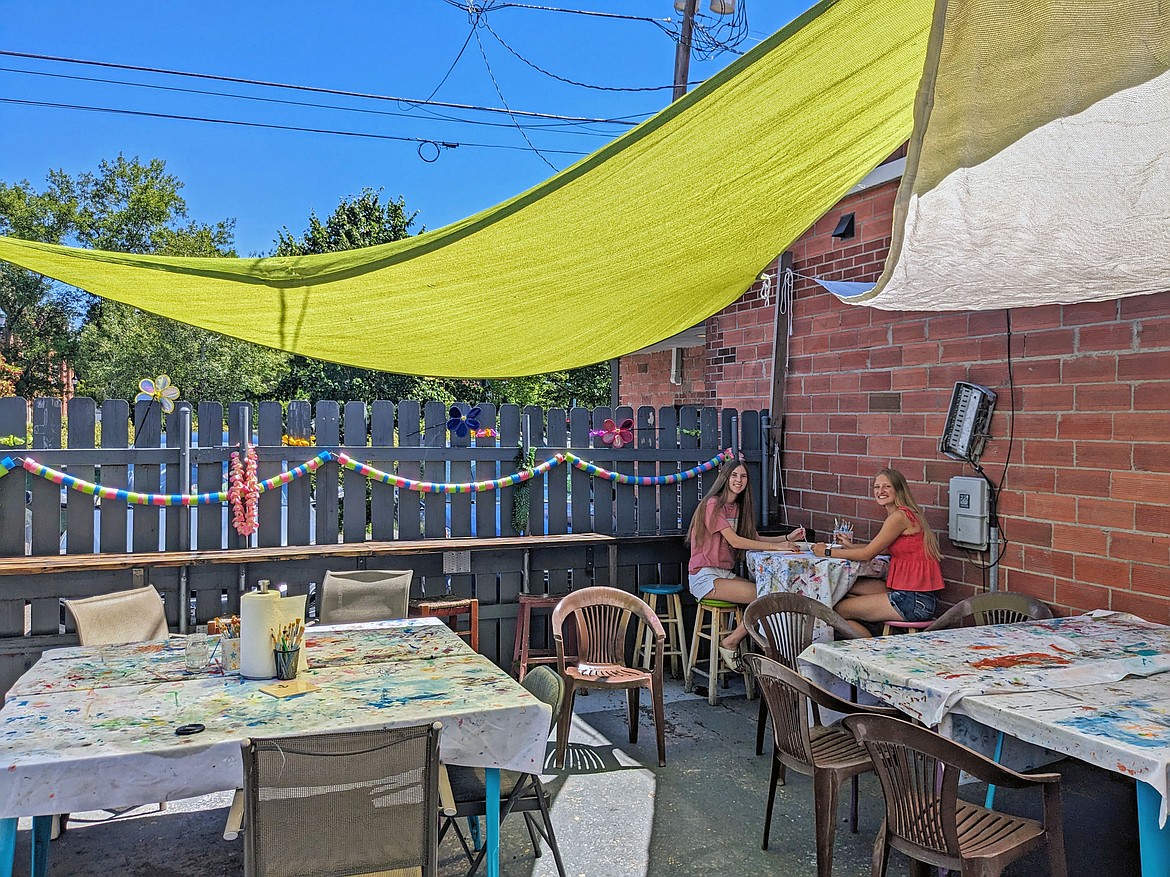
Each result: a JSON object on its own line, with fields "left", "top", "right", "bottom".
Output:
{"left": 634, "top": 584, "right": 688, "bottom": 678}
{"left": 409, "top": 596, "right": 479, "bottom": 652}
{"left": 685, "top": 597, "right": 753, "bottom": 706}
{"left": 512, "top": 594, "right": 577, "bottom": 681}
{"left": 881, "top": 619, "right": 933, "bottom": 636}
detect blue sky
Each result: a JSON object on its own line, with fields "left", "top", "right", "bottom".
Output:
{"left": 1, "top": 1, "right": 811, "bottom": 255}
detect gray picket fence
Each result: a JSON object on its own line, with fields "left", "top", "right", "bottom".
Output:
{"left": 0, "top": 396, "right": 766, "bottom": 684}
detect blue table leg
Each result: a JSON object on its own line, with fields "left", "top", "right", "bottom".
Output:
{"left": 1137, "top": 781, "right": 1170, "bottom": 877}
{"left": 30, "top": 817, "right": 52, "bottom": 877}
{"left": 0, "top": 819, "right": 15, "bottom": 877}
{"left": 984, "top": 730, "right": 1005, "bottom": 809}
{"left": 468, "top": 815, "right": 482, "bottom": 850}
{"left": 485, "top": 767, "right": 501, "bottom": 877}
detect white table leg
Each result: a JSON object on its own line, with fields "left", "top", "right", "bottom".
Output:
{"left": 485, "top": 767, "right": 501, "bottom": 877}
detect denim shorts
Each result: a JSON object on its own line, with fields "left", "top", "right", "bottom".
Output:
{"left": 888, "top": 589, "right": 937, "bottom": 623}
{"left": 688, "top": 567, "right": 733, "bottom": 600}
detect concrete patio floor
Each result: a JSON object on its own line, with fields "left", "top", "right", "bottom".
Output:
{"left": 12, "top": 677, "right": 1141, "bottom": 876}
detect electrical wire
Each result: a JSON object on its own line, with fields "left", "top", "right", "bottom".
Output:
{"left": 0, "top": 50, "right": 640, "bottom": 126}
{"left": 479, "top": 16, "right": 691, "bottom": 92}
{"left": 0, "top": 97, "right": 591, "bottom": 155}
{"left": 0, "top": 66, "right": 621, "bottom": 139}
{"left": 471, "top": 24, "right": 560, "bottom": 171}
{"left": 443, "top": 0, "right": 674, "bottom": 25}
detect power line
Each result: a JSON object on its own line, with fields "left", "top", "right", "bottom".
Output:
{"left": 0, "top": 97, "right": 591, "bottom": 156}
{"left": 441, "top": 0, "right": 674, "bottom": 25}
{"left": 0, "top": 66, "right": 621, "bottom": 138}
{"left": 0, "top": 50, "right": 642, "bottom": 126}
{"left": 479, "top": 16, "right": 693, "bottom": 92}
{"left": 471, "top": 25, "right": 560, "bottom": 171}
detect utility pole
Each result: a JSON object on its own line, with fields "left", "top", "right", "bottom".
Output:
{"left": 672, "top": 0, "right": 699, "bottom": 102}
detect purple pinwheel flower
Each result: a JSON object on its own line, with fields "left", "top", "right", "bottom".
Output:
{"left": 446, "top": 405, "right": 482, "bottom": 438}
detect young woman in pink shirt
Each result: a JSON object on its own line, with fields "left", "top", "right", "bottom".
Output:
{"left": 686, "top": 459, "right": 804, "bottom": 669}
{"left": 812, "top": 468, "right": 944, "bottom": 637}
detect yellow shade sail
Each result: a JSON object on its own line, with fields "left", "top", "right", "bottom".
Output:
{"left": 0, "top": 0, "right": 932, "bottom": 377}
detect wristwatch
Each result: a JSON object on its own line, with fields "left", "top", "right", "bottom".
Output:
{"left": 825, "top": 546, "right": 832, "bottom": 557}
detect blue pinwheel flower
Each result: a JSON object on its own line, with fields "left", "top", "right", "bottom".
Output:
{"left": 446, "top": 405, "right": 482, "bottom": 438}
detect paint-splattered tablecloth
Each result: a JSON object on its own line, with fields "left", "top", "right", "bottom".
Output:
{"left": 800, "top": 612, "right": 1170, "bottom": 727}
{"left": 0, "top": 629, "right": 548, "bottom": 818}
{"left": 962, "top": 676, "right": 1170, "bottom": 825}
{"left": 7, "top": 618, "right": 470, "bottom": 697}
{"left": 747, "top": 550, "right": 889, "bottom": 607}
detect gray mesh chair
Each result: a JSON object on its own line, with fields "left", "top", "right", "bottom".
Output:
{"left": 241, "top": 723, "right": 442, "bottom": 877}
{"left": 63, "top": 585, "right": 169, "bottom": 645}
{"left": 439, "top": 666, "right": 566, "bottom": 877}
{"left": 319, "top": 569, "right": 413, "bottom": 624}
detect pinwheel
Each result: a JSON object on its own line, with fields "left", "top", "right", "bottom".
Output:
{"left": 446, "top": 405, "right": 482, "bottom": 438}
{"left": 591, "top": 418, "right": 634, "bottom": 448}
{"left": 135, "top": 375, "right": 181, "bottom": 414}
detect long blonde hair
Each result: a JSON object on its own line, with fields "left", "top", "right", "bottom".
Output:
{"left": 686, "top": 461, "right": 759, "bottom": 555}
{"left": 878, "top": 467, "right": 941, "bottom": 560}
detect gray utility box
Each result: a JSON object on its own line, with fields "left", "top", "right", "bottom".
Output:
{"left": 948, "top": 476, "right": 989, "bottom": 550}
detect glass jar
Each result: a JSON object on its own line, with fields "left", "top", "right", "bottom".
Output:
{"left": 184, "top": 632, "right": 210, "bottom": 671}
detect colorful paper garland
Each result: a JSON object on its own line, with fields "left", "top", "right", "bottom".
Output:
{"left": 1, "top": 448, "right": 736, "bottom": 506}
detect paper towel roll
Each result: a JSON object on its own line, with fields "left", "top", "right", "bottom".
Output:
{"left": 241, "top": 592, "right": 310, "bottom": 679}
{"left": 240, "top": 589, "right": 282, "bottom": 679}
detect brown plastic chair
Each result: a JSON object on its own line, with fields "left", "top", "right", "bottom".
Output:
{"left": 744, "top": 593, "right": 864, "bottom": 756}
{"left": 241, "top": 723, "right": 443, "bottom": 877}
{"left": 925, "top": 591, "right": 1054, "bottom": 632}
{"left": 746, "top": 654, "right": 898, "bottom": 877}
{"left": 552, "top": 586, "right": 666, "bottom": 768}
{"left": 318, "top": 569, "right": 412, "bottom": 624}
{"left": 63, "top": 585, "right": 169, "bottom": 645}
{"left": 843, "top": 714, "right": 1068, "bottom": 877}
{"left": 440, "top": 666, "right": 566, "bottom": 877}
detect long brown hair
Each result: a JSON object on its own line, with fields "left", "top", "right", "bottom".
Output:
{"left": 877, "top": 467, "right": 941, "bottom": 560}
{"left": 686, "top": 461, "right": 759, "bottom": 555}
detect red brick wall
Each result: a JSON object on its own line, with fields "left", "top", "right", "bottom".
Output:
{"left": 620, "top": 176, "right": 1170, "bottom": 619}
{"left": 618, "top": 346, "right": 710, "bottom": 409}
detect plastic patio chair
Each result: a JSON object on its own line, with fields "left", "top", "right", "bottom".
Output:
{"left": 241, "top": 723, "right": 443, "bottom": 877}
{"left": 744, "top": 593, "right": 864, "bottom": 755}
{"left": 440, "top": 666, "right": 567, "bottom": 877}
{"left": 746, "top": 654, "right": 898, "bottom": 877}
{"left": 318, "top": 569, "right": 413, "bottom": 624}
{"left": 925, "top": 591, "right": 1054, "bottom": 632}
{"left": 63, "top": 584, "right": 169, "bottom": 645}
{"left": 552, "top": 586, "right": 667, "bottom": 768}
{"left": 843, "top": 714, "right": 1068, "bottom": 877}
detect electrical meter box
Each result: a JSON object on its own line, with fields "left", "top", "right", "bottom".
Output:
{"left": 948, "top": 476, "right": 989, "bottom": 550}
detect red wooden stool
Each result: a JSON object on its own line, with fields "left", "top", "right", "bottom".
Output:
{"left": 511, "top": 594, "right": 577, "bottom": 681}
{"left": 409, "top": 596, "right": 479, "bottom": 653}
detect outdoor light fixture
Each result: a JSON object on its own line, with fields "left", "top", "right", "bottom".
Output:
{"left": 674, "top": 0, "right": 736, "bottom": 13}
{"left": 831, "top": 213, "right": 855, "bottom": 239}
{"left": 939, "top": 381, "right": 997, "bottom": 464}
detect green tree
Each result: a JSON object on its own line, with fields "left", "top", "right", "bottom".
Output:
{"left": 1, "top": 154, "right": 288, "bottom": 403}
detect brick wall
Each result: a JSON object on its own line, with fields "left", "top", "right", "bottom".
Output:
{"left": 619, "top": 176, "right": 1170, "bottom": 618}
